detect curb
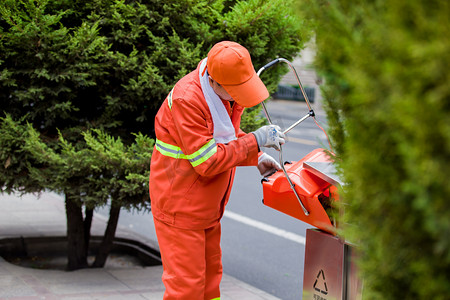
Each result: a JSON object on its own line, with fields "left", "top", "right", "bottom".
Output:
{"left": 0, "top": 235, "right": 162, "bottom": 269}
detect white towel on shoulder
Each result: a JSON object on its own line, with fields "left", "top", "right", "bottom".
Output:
{"left": 199, "top": 58, "right": 236, "bottom": 144}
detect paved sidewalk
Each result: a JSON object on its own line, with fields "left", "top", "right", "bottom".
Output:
{"left": 0, "top": 193, "right": 280, "bottom": 300}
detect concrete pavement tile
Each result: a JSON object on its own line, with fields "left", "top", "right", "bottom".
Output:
{"left": 46, "top": 271, "right": 130, "bottom": 295}
{"left": 222, "top": 289, "right": 266, "bottom": 300}
{"left": 0, "top": 274, "right": 37, "bottom": 298}
{"left": 43, "top": 268, "right": 120, "bottom": 283}
{"left": 49, "top": 281, "right": 128, "bottom": 295}
{"left": 113, "top": 279, "right": 163, "bottom": 291}
{"left": 107, "top": 266, "right": 164, "bottom": 290}
{"left": 26, "top": 269, "right": 77, "bottom": 284}
{"left": 58, "top": 296, "right": 94, "bottom": 300}
{"left": 141, "top": 291, "right": 165, "bottom": 299}
{"left": 221, "top": 275, "right": 281, "bottom": 300}
{"left": 95, "top": 294, "right": 147, "bottom": 300}
{"left": 0, "top": 285, "right": 36, "bottom": 298}
{"left": 56, "top": 292, "right": 132, "bottom": 300}
{"left": 108, "top": 266, "right": 163, "bottom": 280}
{"left": 2, "top": 266, "right": 131, "bottom": 296}
{"left": 104, "top": 294, "right": 143, "bottom": 300}
{"left": 0, "top": 274, "right": 26, "bottom": 288}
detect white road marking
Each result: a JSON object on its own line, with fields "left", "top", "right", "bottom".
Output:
{"left": 223, "top": 210, "right": 306, "bottom": 245}
{"left": 287, "top": 136, "right": 318, "bottom": 146}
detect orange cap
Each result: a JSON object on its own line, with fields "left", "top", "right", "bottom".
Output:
{"left": 207, "top": 41, "right": 269, "bottom": 108}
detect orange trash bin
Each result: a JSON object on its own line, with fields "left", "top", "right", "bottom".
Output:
{"left": 262, "top": 148, "right": 341, "bottom": 235}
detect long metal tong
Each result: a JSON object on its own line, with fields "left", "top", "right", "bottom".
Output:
{"left": 257, "top": 58, "right": 316, "bottom": 216}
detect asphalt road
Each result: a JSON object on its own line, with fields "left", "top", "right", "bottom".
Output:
{"left": 97, "top": 100, "right": 330, "bottom": 300}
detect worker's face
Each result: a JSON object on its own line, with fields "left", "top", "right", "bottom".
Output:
{"left": 209, "top": 76, "right": 233, "bottom": 101}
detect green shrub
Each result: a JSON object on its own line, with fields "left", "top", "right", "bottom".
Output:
{"left": 298, "top": 0, "right": 450, "bottom": 299}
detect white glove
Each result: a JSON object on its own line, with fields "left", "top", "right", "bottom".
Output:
{"left": 252, "top": 125, "right": 286, "bottom": 151}
{"left": 257, "top": 153, "right": 281, "bottom": 177}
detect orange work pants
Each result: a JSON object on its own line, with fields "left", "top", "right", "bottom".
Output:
{"left": 154, "top": 218, "right": 222, "bottom": 300}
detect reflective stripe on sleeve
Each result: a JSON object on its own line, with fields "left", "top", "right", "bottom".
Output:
{"left": 155, "top": 138, "right": 217, "bottom": 167}
{"left": 155, "top": 139, "right": 187, "bottom": 159}
{"left": 167, "top": 88, "right": 174, "bottom": 110}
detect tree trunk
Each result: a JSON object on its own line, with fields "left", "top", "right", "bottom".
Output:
{"left": 92, "top": 205, "right": 121, "bottom": 268}
{"left": 65, "top": 194, "right": 88, "bottom": 270}
{"left": 84, "top": 207, "right": 94, "bottom": 258}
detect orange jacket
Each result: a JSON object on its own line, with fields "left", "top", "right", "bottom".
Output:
{"left": 149, "top": 62, "right": 259, "bottom": 230}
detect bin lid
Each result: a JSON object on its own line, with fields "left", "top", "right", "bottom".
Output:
{"left": 303, "top": 161, "right": 344, "bottom": 188}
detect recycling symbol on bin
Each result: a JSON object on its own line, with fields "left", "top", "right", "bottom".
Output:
{"left": 313, "top": 269, "right": 328, "bottom": 295}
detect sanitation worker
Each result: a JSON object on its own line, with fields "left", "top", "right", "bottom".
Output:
{"left": 149, "top": 41, "right": 286, "bottom": 300}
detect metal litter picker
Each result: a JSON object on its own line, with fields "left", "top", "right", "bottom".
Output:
{"left": 257, "top": 59, "right": 363, "bottom": 300}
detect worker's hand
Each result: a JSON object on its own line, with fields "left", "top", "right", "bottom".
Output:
{"left": 252, "top": 125, "right": 286, "bottom": 151}
{"left": 257, "top": 153, "right": 281, "bottom": 177}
